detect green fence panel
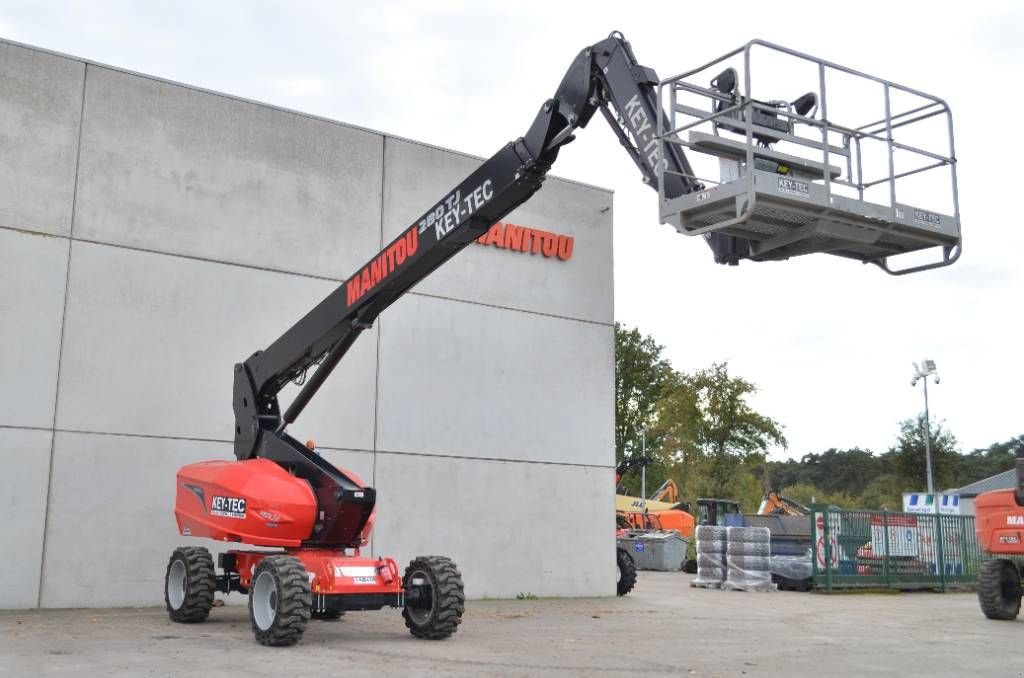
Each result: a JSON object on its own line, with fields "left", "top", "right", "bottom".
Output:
{"left": 809, "top": 507, "right": 981, "bottom": 591}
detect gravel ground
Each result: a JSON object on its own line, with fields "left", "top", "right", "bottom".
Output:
{"left": 2, "top": 571, "right": 1022, "bottom": 677}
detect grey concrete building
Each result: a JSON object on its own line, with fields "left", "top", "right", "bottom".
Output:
{"left": 0, "top": 39, "right": 614, "bottom": 609}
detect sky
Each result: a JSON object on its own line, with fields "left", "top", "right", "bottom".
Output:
{"left": 2, "top": 1, "right": 1021, "bottom": 463}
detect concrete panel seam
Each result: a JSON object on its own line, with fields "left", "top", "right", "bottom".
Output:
{"left": 37, "top": 241, "right": 75, "bottom": 607}
{"left": 68, "top": 63, "right": 88, "bottom": 238}
{"left": 38, "top": 66, "right": 85, "bottom": 601}
{"left": 0, "top": 37, "right": 614, "bottom": 197}
{"left": 371, "top": 138, "right": 385, "bottom": 538}
{"left": 0, "top": 225, "right": 70, "bottom": 241}
{"left": 61, "top": 235, "right": 344, "bottom": 283}
{"left": 405, "top": 291, "right": 613, "bottom": 327}
{"left": 39, "top": 236, "right": 612, "bottom": 326}
{"left": 0, "top": 424, "right": 55, "bottom": 433}
{"left": 6, "top": 426, "right": 612, "bottom": 470}
{"left": 371, "top": 447, "right": 613, "bottom": 470}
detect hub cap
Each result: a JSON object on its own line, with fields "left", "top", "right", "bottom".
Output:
{"left": 167, "top": 560, "right": 186, "bottom": 610}
{"left": 405, "top": 572, "right": 434, "bottom": 624}
{"left": 252, "top": 570, "right": 278, "bottom": 631}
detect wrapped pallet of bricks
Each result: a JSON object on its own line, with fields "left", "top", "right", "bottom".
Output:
{"left": 725, "top": 526, "right": 774, "bottom": 591}
{"left": 692, "top": 525, "right": 727, "bottom": 588}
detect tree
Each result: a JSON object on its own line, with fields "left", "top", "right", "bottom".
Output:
{"left": 614, "top": 323, "right": 674, "bottom": 489}
{"left": 656, "top": 362, "right": 786, "bottom": 501}
{"left": 953, "top": 435, "right": 1023, "bottom": 487}
{"left": 888, "top": 415, "right": 959, "bottom": 491}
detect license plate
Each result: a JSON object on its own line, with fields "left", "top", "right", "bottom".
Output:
{"left": 353, "top": 576, "right": 377, "bottom": 584}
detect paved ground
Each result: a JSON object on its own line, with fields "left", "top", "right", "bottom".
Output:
{"left": 2, "top": 572, "right": 1022, "bottom": 677}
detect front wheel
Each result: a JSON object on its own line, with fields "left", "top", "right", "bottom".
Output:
{"left": 403, "top": 556, "right": 465, "bottom": 639}
{"left": 616, "top": 547, "right": 636, "bottom": 596}
{"left": 978, "top": 559, "right": 1022, "bottom": 620}
{"left": 165, "top": 546, "right": 215, "bottom": 623}
{"left": 249, "top": 555, "right": 311, "bottom": 646}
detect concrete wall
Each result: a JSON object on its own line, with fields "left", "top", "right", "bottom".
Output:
{"left": 0, "top": 40, "right": 615, "bottom": 608}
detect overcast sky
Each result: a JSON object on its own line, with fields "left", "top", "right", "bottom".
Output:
{"left": 3, "top": 1, "right": 1021, "bottom": 468}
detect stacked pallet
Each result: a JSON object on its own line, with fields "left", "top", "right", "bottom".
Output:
{"left": 724, "top": 526, "right": 773, "bottom": 591}
{"left": 692, "top": 525, "right": 727, "bottom": 588}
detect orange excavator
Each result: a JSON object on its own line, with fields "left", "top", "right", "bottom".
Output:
{"left": 758, "top": 492, "right": 810, "bottom": 516}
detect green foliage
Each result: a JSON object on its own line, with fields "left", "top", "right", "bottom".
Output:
{"left": 888, "top": 415, "right": 959, "bottom": 490}
{"left": 614, "top": 323, "right": 673, "bottom": 493}
{"left": 615, "top": 324, "right": 786, "bottom": 506}
{"left": 614, "top": 323, "right": 1021, "bottom": 514}
{"left": 651, "top": 363, "right": 787, "bottom": 509}
{"left": 778, "top": 482, "right": 858, "bottom": 509}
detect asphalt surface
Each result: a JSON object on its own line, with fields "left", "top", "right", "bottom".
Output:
{"left": 2, "top": 572, "right": 1022, "bottom": 677}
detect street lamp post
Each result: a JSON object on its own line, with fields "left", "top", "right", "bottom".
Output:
{"left": 911, "top": 360, "right": 940, "bottom": 501}
{"left": 640, "top": 427, "right": 647, "bottom": 524}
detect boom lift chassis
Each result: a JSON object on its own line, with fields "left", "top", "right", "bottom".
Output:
{"left": 165, "top": 33, "right": 960, "bottom": 646}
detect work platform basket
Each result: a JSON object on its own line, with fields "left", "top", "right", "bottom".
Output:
{"left": 657, "top": 40, "right": 960, "bottom": 274}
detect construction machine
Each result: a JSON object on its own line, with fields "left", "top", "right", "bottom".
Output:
{"left": 975, "top": 456, "right": 1024, "bottom": 620}
{"left": 758, "top": 492, "right": 811, "bottom": 516}
{"left": 614, "top": 461, "right": 695, "bottom": 536}
{"left": 164, "top": 33, "right": 961, "bottom": 645}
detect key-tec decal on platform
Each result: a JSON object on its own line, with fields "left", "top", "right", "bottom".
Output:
{"left": 474, "top": 222, "right": 574, "bottom": 261}
{"left": 210, "top": 495, "right": 247, "bottom": 519}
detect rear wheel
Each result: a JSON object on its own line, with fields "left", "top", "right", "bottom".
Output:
{"left": 403, "top": 556, "right": 465, "bottom": 639}
{"left": 978, "top": 559, "right": 1022, "bottom": 620}
{"left": 616, "top": 547, "right": 637, "bottom": 596}
{"left": 165, "top": 546, "right": 215, "bottom": 623}
{"left": 249, "top": 555, "right": 311, "bottom": 646}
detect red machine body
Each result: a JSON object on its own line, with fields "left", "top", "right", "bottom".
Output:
{"left": 230, "top": 549, "right": 401, "bottom": 597}
{"left": 975, "top": 489, "right": 1024, "bottom": 555}
{"left": 174, "top": 459, "right": 376, "bottom": 548}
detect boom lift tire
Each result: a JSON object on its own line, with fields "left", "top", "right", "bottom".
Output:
{"left": 164, "top": 546, "right": 216, "bottom": 623}
{"left": 616, "top": 547, "right": 637, "bottom": 596}
{"left": 977, "top": 559, "right": 1022, "bottom": 620}
{"left": 249, "top": 555, "right": 312, "bottom": 646}
{"left": 402, "top": 556, "right": 465, "bottom": 639}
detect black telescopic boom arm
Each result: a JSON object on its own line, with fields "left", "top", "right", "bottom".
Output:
{"left": 232, "top": 32, "right": 748, "bottom": 462}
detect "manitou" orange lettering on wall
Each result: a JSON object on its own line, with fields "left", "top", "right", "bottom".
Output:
{"left": 474, "top": 222, "right": 574, "bottom": 260}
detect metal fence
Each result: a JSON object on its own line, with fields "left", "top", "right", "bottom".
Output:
{"left": 809, "top": 507, "right": 982, "bottom": 591}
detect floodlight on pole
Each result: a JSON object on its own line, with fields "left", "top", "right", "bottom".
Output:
{"left": 911, "top": 360, "right": 939, "bottom": 504}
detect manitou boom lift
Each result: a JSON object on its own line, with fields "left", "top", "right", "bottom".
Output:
{"left": 975, "top": 456, "right": 1024, "bottom": 620}
{"left": 165, "top": 33, "right": 961, "bottom": 646}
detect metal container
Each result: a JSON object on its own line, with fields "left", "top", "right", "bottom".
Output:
{"left": 616, "top": 531, "right": 688, "bottom": 571}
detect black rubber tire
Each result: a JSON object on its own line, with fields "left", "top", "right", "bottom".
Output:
{"left": 696, "top": 539, "right": 726, "bottom": 553}
{"left": 165, "top": 546, "right": 216, "bottom": 623}
{"left": 695, "top": 526, "right": 727, "bottom": 541}
{"left": 403, "top": 556, "right": 465, "bottom": 639}
{"left": 727, "top": 541, "right": 771, "bottom": 556}
{"left": 616, "top": 548, "right": 637, "bottom": 596}
{"left": 978, "top": 559, "right": 1022, "bottom": 620}
{"left": 728, "top": 555, "right": 771, "bottom": 570}
{"left": 248, "top": 555, "right": 311, "bottom": 646}
{"left": 726, "top": 527, "right": 771, "bottom": 543}
{"left": 311, "top": 608, "right": 345, "bottom": 620}
{"left": 697, "top": 553, "right": 725, "bottom": 568}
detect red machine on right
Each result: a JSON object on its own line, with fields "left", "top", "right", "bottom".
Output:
{"left": 975, "top": 456, "right": 1024, "bottom": 620}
